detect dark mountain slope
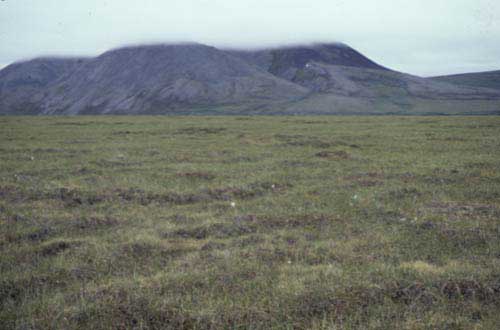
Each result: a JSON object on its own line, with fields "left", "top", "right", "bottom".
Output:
{"left": 431, "top": 70, "right": 500, "bottom": 90}
{"left": 290, "top": 62, "right": 500, "bottom": 98}
{"left": 229, "top": 45, "right": 500, "bottom": 115}
{"left": 39, "top": 44, "right": 308, "bottom": 114}
{"left": 277, "top": 62, "right": 500, "bottom": 115}
{"left": 0, "top": 42, "right": 499, "bottom": 115}
{"left": 228, "top": 43, "right": 388, "bottom": 80}
{"left": 0, "top": 58, "right": 87, "bottom": 114}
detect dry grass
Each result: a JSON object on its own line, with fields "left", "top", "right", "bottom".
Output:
{"left": 1, "top": 115, "right": 500, "bottom": 329}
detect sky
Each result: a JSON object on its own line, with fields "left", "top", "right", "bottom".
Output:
{"left": 0, "top": 0, "right": 499, "bottom": 76}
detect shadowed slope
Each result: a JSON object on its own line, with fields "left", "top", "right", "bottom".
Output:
{"left": 431, "top": 70, "right": 500, "bottom": 90}
{"left": 228, "top": 43, "right": 388, "bottom": 79}
{"left": 0, "top": 58, "right": 87, "bottom": 114}
{"left": 229, "top": 43, "right": 500, "bottom": 114}
{"left": 279, "top": 63, "right": 500, "bottom": 115}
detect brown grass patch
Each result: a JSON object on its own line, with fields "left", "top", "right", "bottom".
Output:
{"left": 176, "top": 172, "right": 215, "bottom": 180}
{"left": 315, "top": 150, "right": 351, "bottom": 160}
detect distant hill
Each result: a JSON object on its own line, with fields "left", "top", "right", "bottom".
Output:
{"left": 1, "top": 42, "right": 499, "bottom": 115}
{"left": 273, "top": 62, "right": 500, "bottom": 115}
{"left": 0, "top": 58, "right": 87, "bottom": 114}
{"left": 229, "top": 44, "right": 500, "bottom": 115}
{"left": 36, "top": 44, "right": 307, "bottom": 115}
{"left": 431, "top": 70, "right": 500, "bottom": 91}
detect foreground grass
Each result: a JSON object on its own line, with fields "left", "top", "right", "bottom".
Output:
{"left": 0, "top": 116, "right": 499, "bottom": 329}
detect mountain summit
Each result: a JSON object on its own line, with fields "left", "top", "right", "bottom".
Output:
{"left": 229, "top": 43, "right": 388, "bottom": 79}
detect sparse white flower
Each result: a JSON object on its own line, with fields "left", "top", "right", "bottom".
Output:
{"left": 230, "top": 202, "right": 236, "bottom": 208}
{"left": 287, "top": 260, "right": 292, "bottom": 264}
{"left": 353, "top": 194, "right": 358, "bottom": 200}
{"left": 30, "top": 156, "right": 35, "bottom": 161}
{"left": 271, "top": 184, "right": 276, "bottom": 189}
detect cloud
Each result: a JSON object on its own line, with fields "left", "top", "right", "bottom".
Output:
{"left": 0, "top": 0, "right": 499, "bottom": 76}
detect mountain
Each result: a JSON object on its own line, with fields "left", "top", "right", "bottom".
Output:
{"left": 1, "top": 42, "right": 499, "bottom": 115}
{"left": 37, "top": 44, "right": 308, "bottom": 115}
{"left": 228, "top": 43, "right": 388, "bottom": 80}
{"left": 0, "top": 58, "right": 87, "bottom": 114}
{"left": 278, "top": 63, "right": 500, "bottom": 115}
{"left": 431, "top": 70, "right": 500, "bottom": 91}
{"left": 229, "top": 44, "right": 500, "bottom": 115}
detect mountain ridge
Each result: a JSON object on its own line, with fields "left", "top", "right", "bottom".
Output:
{"left": 1, "top": 42, "right": 499, "bottom": 115}
{"left": 430, "top": 70, "right": 500, "bottom": 91}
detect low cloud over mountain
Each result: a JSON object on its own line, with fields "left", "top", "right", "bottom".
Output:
{"left": 1, "top": 42, "right": 499, "bottom": 115}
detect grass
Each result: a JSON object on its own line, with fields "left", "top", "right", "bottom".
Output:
{"left": 1, "top": 115, "right": 500, "bottom": 329}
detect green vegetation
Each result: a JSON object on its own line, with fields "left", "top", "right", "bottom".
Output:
{"left": 432, "top": 70, "right": 500, "bottom": 91}
{"left": 1, "top": 116, "right": 500, "bottom": 329}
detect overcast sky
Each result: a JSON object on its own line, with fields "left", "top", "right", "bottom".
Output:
{"left": 1, "top": 0, "right": 499, "bottom": 76}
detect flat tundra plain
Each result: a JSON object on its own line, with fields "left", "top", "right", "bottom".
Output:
{"left": 1, "top": 116, "right": 500, "bottom": 329}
